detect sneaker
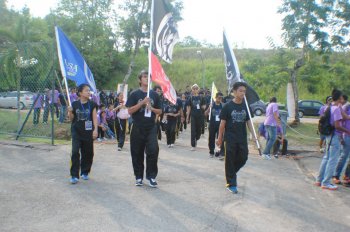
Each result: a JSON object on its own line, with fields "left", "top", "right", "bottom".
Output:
{"left": 226, "top": 186, "right": 238, "bottom": 194}
{"left": 168, "top": 144, "right": 171, "bottom": 148}
{"left": 320, "top": 148, "right": 325, "bottom": 153}
{"left": 170, "top": 144, "right": 174, "bottom": 148}
{"left": 262, "top": 154, "right": 271, "bottom": 160}
{"left": 218, "top": 154, "right": 225, "bottom": 160}
{"left": 274, "top": 154, "right": 279, "bottom": 159}
{"left": 314, "top": 182, "right": 321, "bottom": 187}
{"left": 103, "top": 137, "right": 108, "bottom": 141}
{"left": 209, "top": 153, "right": 214, "bottom": 158}
{"left": 321, "top": 184, "right": 338, "bottom": 190}
{"left": 148, "top": 178, "right": 158, "bottom": 188}
{"left": 135, "top": 179, "right": 143, "bottom": 186}
{"left": 118, "top": 147, "right": 122, "bottom": 151}
{"left": 70, "top": 177, "right": 79, "bottom": 184}
{"left": 81, "top": 174, "right": 89, "bottom": 180}
{"left": 191, "top": 147, "right": 196, "bottom": 151}
{"left": 97, "top": 138, "right": 102, "bottom": 142}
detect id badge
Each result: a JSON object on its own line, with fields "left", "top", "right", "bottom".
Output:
{"left": 144, "top": 108, "right": 152, "bottom": 118}
{"left": 196, "top": 104, "right": 200, "bottom": 110}
{"left": 215, "top": 115, "right": 220, "bottom": 122}
{"left": 85, "top": 121, "right": 93, "bottom": 131}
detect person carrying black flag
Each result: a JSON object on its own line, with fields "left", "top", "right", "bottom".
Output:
{"left": 126, "top": 70, "right": 162, "bottom": 187}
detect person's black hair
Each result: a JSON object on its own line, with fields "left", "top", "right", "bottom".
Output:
{"left": 108, "top": 103, "right": 113, "bottom": 108}
{"left": 99, "top": 111, "right": 105, "bottom": 118}
{"left": 343, "top": 94, "right": 348, "bottom": 101}
{"left": 99, "top": 104, "right": 105, "bottom": 109}
{"left": 332, "top": 89, "right": 342, "bottom": 101}
{"left": 270, "top": 97, "right": 277, "bottom": 103}
{"left": 153, "top": 85, "right": 161, "bottom": 91}
{"left": 216, "top": 92, "right": 223, "bottom": 98}
{"left": 232, "top": 82, "right": 247, "bottom": 91}
{"left": 138, "top": 70, "right": 148, "bottom": 80}
{"left": 325, "top": 96, "right": 332, "bottom": 103}
{"left": 76, "top": 84, "right": 90, "bottom": 97}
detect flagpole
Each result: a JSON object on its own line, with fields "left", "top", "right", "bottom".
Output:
{"left": 147, "top": 0, "right": 155, "bottom": 98}
{"left": 224, "top": 30, "right": 262, "bottom": 155}
{"left": 209, "top": 82, "right": 214, "bottom": 121}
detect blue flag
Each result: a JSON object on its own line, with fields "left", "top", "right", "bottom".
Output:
{"left": 55, "top": 26, "right": 97, "bottom": 93}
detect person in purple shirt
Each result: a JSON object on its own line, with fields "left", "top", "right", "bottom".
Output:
{"left": 48, "top": 89, "right": 60, "bottom": 119}
{"left": 318, "top": 96, "right": 332, "bottom": 152}
{"left": 32, "top": 93, "right": 43, "bottom": 125}
{"left": 69, "top": 88, "right": 79, "bottom": 103}
{"left": 333, "top": 95, "right": 350, "bottom": 185}
{"left": 316, "top": 90, "right": 350, "bottom": 190}
{"left": 262, "top": 97, "right": 280, "bottom": 160}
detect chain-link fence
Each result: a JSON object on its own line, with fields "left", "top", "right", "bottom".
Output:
{"left": 0, "top": 41, "right": 66, "bottom": 144}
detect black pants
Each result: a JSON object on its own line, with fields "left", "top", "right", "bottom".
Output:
{"left": 181, "top": 112, "right": 187, "bottom": 131}
{"left": 71, "top": 138, "right": 94, "bottom": 178}
{"left": 130, "top": 124, "right": 159, "bottom": 180}
{"left": 208, "top": 122, "right": 220, "bottom": 154}
{"left": 98, "top": 127, "right": 105, "bottom": 138}
{"left": 166, "top": 120, "right": 177, "bottom": 145}
{"left": 43, "top": 105, "right": 50, "bottom": 123}
{"left": 107, "top": 119, "right": 115, "bottom": 135}
{"left": 273, "top": 138, "right": 288, "bottom": 155}
{"left": 191, "top": 116, "right": 203, "bottom": 147}
{"left": 225, "top": 142, "right": 248, "bottom": 187}
{"left": 33, "top": 108, "right": 40, "bottom": 125}
{"left": 115, "top": 118, "right": 127, "bottom": 148}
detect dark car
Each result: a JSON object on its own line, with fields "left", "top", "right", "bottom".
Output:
{"left": 250, "top": 100, "right": 266, "bottom": 116}
{"left": 298, "top": 100, "right": 324, "bottom": 118}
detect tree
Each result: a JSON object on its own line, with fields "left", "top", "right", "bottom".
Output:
{"left": 278, "top": 0, "right": 349, "bottom": 123}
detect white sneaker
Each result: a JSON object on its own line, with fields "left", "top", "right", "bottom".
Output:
{"left": 97, "top": 138, "right": 102, "bottom": 142}
{"left": 191, "top": 147, "right": 195, "bottom": 151}
{"left": 168, "top": 145, "right": 171, "bottom": 148}
{"left": 262, "top": 154, "right": 271, "bottom": 160}
{"left": 170, "top": 144, "right": 174, "bottom": 148}
{"left": 103, "top": 137, "right": 108, "bottom": 141}
{"left": 118, "top": 147, "right": 122, "bottom": 151}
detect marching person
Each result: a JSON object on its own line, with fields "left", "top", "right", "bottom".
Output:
{"left": 186, "top": 84, "right": 206, "bottom": 151}
{"left": 164, "top": 99, "right": 181, "bottom": 148}
{"left": 217, "top": 82, "right": 255, "bottom": 194}
{"left": 126, "top": 70, "right": 162, "bottom": 187}
{"left": 205, "top": 92, "right": 224, "bottom": 158}
{"left": 114, "top": 93, "right": 129, "bottom": 151}
{"left": 67, "top": 84, "right": 98, "bottom": 184}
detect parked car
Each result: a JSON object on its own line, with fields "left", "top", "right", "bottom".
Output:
{"left": 0, "top": 91, "right": 34, "bottom": 109}
{"left": 250, "top": 100, "right": 266, "bottom": 116}
{"left": 298, "top": 100, "right": 324, "bottom": 118}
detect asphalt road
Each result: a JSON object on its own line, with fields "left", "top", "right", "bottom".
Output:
{"left": 0, "top": 130, "right": 349, "bottom": 232}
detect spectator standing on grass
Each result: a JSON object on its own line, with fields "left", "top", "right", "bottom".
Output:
{"left": 67, "top": 84, "right": 98, "bottom": 184}
{"left": 315, "top": 89, "right": 350, "bottom": 190}
{"left": 318, "top": 96, "right": 332, "bottom": 153}
{"left": 216, "top": 82, "right": 255, "bottom": 194}
{"left": 58, "top": 90, "right": 68, "bottom": 124}
{"left": 262, "top": 97, "right": 280, "bottom": 160}
{"left": 32, "top": 92, "right": 43, "bottom": 125}
{"left": 126, "top": 70, "right": 162, "bottom": 188}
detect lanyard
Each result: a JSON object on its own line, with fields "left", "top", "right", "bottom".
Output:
{"left": 80, "top": 101, "right": 91, "bottom": 120}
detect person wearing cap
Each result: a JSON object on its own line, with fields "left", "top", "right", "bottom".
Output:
{"left": 205, "top": 92, "right": 224, "bottom": 158}
{"left": 318, "top": 96, "right": 333, "bottom": 153}
{"left": 186, "top": 84, "right": 207, "bottom": 151}
{"left": 217, "top": 82, "right": 255, "bottom": 194}
{"left": 126, "top": 70, "right": 162, "bottom": 188}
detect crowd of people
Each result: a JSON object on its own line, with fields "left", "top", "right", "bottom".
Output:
{"left": 53, "top": 70, "right": 349, "bottom": 194}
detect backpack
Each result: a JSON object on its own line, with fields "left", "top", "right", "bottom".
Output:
{"left": 318, "top": 106, "right": 334, "bottom": 135}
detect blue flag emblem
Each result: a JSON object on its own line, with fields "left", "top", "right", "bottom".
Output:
{"left": 55, "top": 26, "right": 97, "bottom": 93}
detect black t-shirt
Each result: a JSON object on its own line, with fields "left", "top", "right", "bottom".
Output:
{"left": 59, "top": 93, "right": 67, "bottom": 106}
{"left": 164, "top": 99, "right": 181, "bottom": 121}
{"left": 220, "top": 101, "right": 251, "bottom": 144}
{"left": 71, "top": 100, "right": 97, "bottom": 141}
{"left": 210, "top": 102, "right": 223, "bottom": 124}
{"left": 125, "top": 89, "right": 161, "bottom": 129}
{"left": 186, "top": 95, "right": 205, "bottom": 117}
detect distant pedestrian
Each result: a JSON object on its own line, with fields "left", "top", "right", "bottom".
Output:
{"left": 318, "top": 96, "right": 332, "bottom": 153}
{"left": 67, "top": 84, "right": 98, "bottom": 184}
{"left": 262, "top": 97, "right": 280, "bottom": 159}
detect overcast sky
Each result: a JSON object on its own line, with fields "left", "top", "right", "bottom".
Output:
{"left": 7, "top": 0, "right": 284, "bottom": 49}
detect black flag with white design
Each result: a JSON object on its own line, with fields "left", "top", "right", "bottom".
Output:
{"left": 152, "top": 0, "right": 179, "bottom": 64}
{"left": 223, "top": 31, "right": 260, "bottom": 105}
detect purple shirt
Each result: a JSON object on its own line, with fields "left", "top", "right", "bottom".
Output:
{"left": 98, "top": 114, "right": 107, "bottom": 125}
{"left": 319, "top": 105, "right": 327, "bottom": 117}
{"left": 69, "top": 93, "right": 78, "bottom": 103}
{"left": 32, "top": 94, "right": 43, "bottom": 108}
{"left": 90, "top": 94, "right": 100, "bottom": 106}
{"left": 264, "top": 103, "right": 279, "bottom": 126}
{"left": 330, "top": 105, "right": 343, "bottom": 136}
{"left": 106, "top": 109, "right": 116, "bottom": 120}
{"left": 48, "top": 90, "right": 59, "bottom": 104}
{"left": 342, "top": 104, "right": 350, "bottom": 134}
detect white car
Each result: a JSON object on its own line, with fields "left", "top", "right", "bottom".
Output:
{"left": 0, "top": 91, "right": 34, "bottom": 109}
